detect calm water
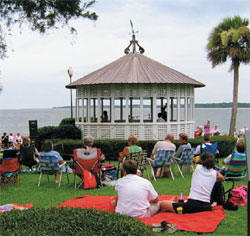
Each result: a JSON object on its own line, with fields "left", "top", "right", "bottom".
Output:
{"left": 0, "top": 108, "right": 249, "bottom": 137}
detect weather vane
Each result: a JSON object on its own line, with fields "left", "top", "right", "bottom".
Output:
{"left": 124, "top": 20, "right": 145, "bottom": 54}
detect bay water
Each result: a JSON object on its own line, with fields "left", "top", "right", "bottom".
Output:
{"left": 0, "top": 108, "right": 249, "bottom": 137}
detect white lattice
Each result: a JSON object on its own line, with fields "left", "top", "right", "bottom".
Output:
{"left": 157, "top": 84, "right": 167, "bottom": 97}
{"left": 90, "top": 126, "right": 98, "bottom": 139}
{"left": 100, "top": 126, "right": 110, "bottom": 139}
{"left": 180, "top": 87, "right": 185, "bottom": 96}
{"left": 186, "top": 86, "right": 191, "bottom": 96}
{"left": 180, "top": 124, "right": 185, "bottom": 133}
{"left": 144, "top": 126, "right": 152, "bottom": 140}
{"left": 82, "top": 87, "right": 88, "bottom": 97}
{"left": 114, "top": 85, "right": 124, "bottom": 97}
{"left": 90, "top": 87, "right": 98, "bottom": 96}
{"left": 115, "top": 126, "right": 125, "bottom": 139}
{"left": 143, "top": 85, "right": 152, "bottom": 97}
{"left": 129, "top": 84, "right": 139, "bottom": 96}
{"left": 158, "top": 125, "right": 167, "bottom": 140}
{"left": 101, "top": 86, "right": 110, "bottom": 97}
{"left": 130, "top": 126, "right": 139, "bottom": 137}
{"left": 82, "top": 125, "right": 88, "bottom": 137}
{"left": 170, "top": 125, "right": 178, "bottom": 138}
{"left": 77, "top": 87, "right": 83, "bottom": 97}
{"left": 170, "top": 85, "right": 177, "bottom": 97}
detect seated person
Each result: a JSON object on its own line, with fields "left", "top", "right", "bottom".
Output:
{"left": 211, "top": 125, "right": 221, "bottom": 136}
{"left": 160, "top": 152, "right": 224, "bottom": 214}
{"left": 39, "top": 140, "right": 64, "bottom": 184}
{"left": 119, "top": 134, "right": 142, "bottom": 162}
{"left": 174, "top": 133, "right": 192, "bottom": 159}
{"left": 19, "top": 136, "right": 40, "bottom": 169}
{"left": 111, "top": 160, "right": 160, "bottom": 218}
{"left": 149, "top": 133, "right": 176, "bottom": 177}
{"left": 101, "top": 111, "right": 108, "bottom": 122}
{"left": 194, "top": 134, "right": 219, "bottom": 163}
{"left": 220, "top": 140, "right": 246, "bottom": 176}
{"left": 82, "top": 135, "right": 105, "bottom": 161}
{"left": 194, "top": 126, "right": 203, "bottom": 137}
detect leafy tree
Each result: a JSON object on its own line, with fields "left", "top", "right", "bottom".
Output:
{"left": 0, "top": 0, "right": 98, "bottom": 59}
{"left": 207, "top": 16, "right": 250, "bottom": 136}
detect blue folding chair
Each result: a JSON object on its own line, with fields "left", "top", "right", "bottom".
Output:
{"left": 150, "top": 150, "right": 175, "bottom": 181}
{"left": 173, "top": 148, "right": 194, "bottom": 178}
{"left": 38, "top": 155, "right": 68, "bottom": 187}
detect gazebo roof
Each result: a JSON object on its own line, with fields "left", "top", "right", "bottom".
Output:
{"left": 66, "top": 52, "right": 205, "bottom": 88}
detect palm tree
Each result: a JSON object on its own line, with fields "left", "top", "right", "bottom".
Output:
{"left": 207, "top": 16, "right": 250, "bottom": 136}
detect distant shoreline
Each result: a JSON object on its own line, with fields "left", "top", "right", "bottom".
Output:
{"left": 53, "top": 102, "right": 250, "bottom": 109}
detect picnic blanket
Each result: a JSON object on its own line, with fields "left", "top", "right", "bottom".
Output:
{"left": 57, "top": 195, "right": 226, "bottom": 233}
{"left": 0, "top": 203, "right": 33, "bottom": 213}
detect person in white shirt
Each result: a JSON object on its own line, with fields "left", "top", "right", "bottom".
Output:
{"left": 160, "top": 152, "right": 224, "bottom": 214}
{"left": 111, "top": 160, "right": 160, "bottom": 218}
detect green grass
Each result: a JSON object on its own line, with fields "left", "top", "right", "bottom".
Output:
{"left": 0, "top": 163, "right": 248, "bottom": 236}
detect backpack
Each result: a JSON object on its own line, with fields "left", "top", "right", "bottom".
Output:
{"left": 83, "top": 169, "right": 100, "bottom": 189}
{"left": 224, "top": 184, "right": 247, "bottom": 210}
{"left": 227, "top": 185, "right": 247, "bottom": 206}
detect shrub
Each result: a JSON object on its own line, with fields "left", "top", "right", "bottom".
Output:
{"left": 59, "top": 117, "right": 75, "bottom": 126}
{"left": 54, "top": 136, "right": 237, "bottom": 161}
{"left": 0, "top": 207, "right": 153, "bottom": 236}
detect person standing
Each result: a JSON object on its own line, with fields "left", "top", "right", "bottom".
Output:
{"left": 204, "top": 120, "right": 211, "bottom": 134}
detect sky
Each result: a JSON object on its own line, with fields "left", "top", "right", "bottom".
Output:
{"left": 0, "top": 0, "right": 250, "bottom": 109}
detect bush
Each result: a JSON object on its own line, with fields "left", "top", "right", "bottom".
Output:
{"left": 59, "top": 117, "right": 75, "bottom": 126}
{"left": 38, "top": 119, "right": 81, "bottom": 143}
{"left": 54, "top": 136, "right": 237, "bottom": 161}
{"left": 0, "top": 207, "right": 153, "bottom": 236}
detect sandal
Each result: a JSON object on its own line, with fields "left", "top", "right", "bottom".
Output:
{"left": 152, "top": 221, "right": 177, "bottom": 233}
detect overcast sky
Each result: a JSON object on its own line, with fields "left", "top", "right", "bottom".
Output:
{"left": 0, "top": 0, "right": 249, "bottom": 109}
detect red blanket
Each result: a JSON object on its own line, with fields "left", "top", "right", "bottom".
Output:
{"left": 57, "top": 195, "right": 225, "bottom": 233}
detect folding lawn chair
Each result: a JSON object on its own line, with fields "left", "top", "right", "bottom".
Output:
{"left": 150, "top": 149, "right": 175, "bottom": 181}
{"left": 38, "top": 155, "right": 69, "bottom": 187}
{"left": 0, "top": 157, "right": 21, "bottom": 189}
{"left": 173, "top": 148, "right": 194, "bottom": 178}
{"left": 117, "top": 151, "right": 150, "bottom": 179}
{"left": 19, "top": 145, "right": 38, "bottom": 170}
{"left": 73, "top": 148, "right": 103, "bottom": 189}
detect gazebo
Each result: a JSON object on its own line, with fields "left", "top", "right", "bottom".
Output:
{"left": 66, "top": 31, "right": 205, "bottom": 140}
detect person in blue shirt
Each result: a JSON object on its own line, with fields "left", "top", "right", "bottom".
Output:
{"left": 39, "top": 140, "right": 64, "bottom": 184}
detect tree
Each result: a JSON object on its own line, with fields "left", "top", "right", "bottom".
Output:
{"left": 0, "top": 0, "right": 98, "bottom": 59}
{"left": 207, "top": 16, "right": 250, "bottom": 136}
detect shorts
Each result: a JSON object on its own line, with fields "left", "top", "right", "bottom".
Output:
{"left": 143, "top": 202, "right": 160, "bottom": 217}
{"left": 172, "top": 199, "right": 212, "bottom": 214}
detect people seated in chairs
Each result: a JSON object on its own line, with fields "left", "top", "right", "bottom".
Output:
{"left": 194, "top": 126, "right": 203, "bottom": 137}
{"left": 220, "top": 140, "right": 247, "bottom": 176}
{"left": 160, "top": 153, "right": 224, "bottom": 214}
{"left": 19, "top": 137, "right": 40, "bottom": 170}
{"left": 39, "top": 141, "right": 64, "bottom": 184}
{"left": 83, "top": 135, "right": 105, "bottom": 161}
{"left": 119, "top": 134, "right": 142, "bottom": 162}
{"left": 174, "top": 133, "right": 192, "bottom": 159}
{"left": 149, "top": 133, "right": 176, "bottom": 177}
{"left": 111, "top": 160, "right": 160, "bottom": 218}
{"left": 119, "top": 134, "right": 142, "bottom": 176}
{"left": 194, "top": 134, "right": 219, "bottom": 164}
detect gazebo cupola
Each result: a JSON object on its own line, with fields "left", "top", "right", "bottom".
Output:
{"left": 66, "top": 24, "right": 205, "bottom": 140}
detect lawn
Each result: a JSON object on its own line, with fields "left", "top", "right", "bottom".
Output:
{"left": 0, "top": 163, "right": 248, "bottom": 236}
